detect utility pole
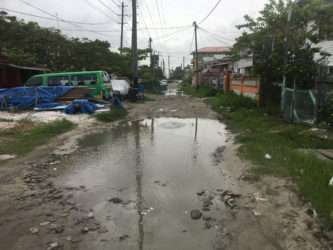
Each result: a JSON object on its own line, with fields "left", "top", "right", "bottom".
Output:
{"left": 149, "top": 37, "right": 154, "bottom": 87}
{"left": 183, "top": 56, "right": 185, "bottom": 81}
{"left": 131, "top": 0, "right": 138, "bottom": 86}
{"left": 162, "top": 59, "right": 165, "bottom": 78}
{"left": 194, "top": 21, "right": 199, "bottom": 89}
{"left": 168, "top": 55, "right": 170, "bottom": 79}
{"left": 281, "top": 1, "right": 292, "bottom": 117}
{"left": 120, "top": 2, "right": 125, "bottom": 54}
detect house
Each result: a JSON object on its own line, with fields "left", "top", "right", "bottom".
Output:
{"left": 0, "top": 46, "right": 50, "bottom": 89}
{"left": 191, "top": 47, "right": 230, "bottom": 86}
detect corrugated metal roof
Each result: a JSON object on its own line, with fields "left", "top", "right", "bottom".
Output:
{"left": 197, "top": 47, "right": 230, "bottom": 53}
{"left": 0, "top": 62, "right": 50, "bottom": 71}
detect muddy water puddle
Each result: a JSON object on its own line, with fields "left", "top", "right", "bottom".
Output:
{"left": 164, "top": 89, "right": 185, "bottom": 96}
{"left": 55, "top": 118, "right": 235, "bottom": 249}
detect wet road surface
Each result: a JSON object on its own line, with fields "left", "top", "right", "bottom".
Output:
{"left": 55, "top": 117, "right": 236, "bottom": 249}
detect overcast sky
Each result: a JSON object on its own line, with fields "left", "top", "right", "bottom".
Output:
{"left": 1, "top": 0, "right": 270, "bottom": 74}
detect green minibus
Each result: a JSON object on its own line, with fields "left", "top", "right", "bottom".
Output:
{"left": 25, "top": 71, "right": 112, "bottom": 99}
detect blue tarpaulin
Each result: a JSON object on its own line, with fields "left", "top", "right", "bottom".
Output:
{"left": 113, "top": 96, "right": 124, "bottom": 109}
{"left": 0, "top": 86, "right": 74, "bottom": 109}
{"left": 63, "top": 99, "right": 99, "bottom": 115}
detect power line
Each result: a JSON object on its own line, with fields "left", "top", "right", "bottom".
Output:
{"left": 82, "top": 0, "right": 118, "bottom": 22}
{"left": 199, "top": 27, "right": 235, "bottom": 42}
{"left": 18, "top": 0, "right": 113, "bottom": 38}
{"left": 0, "top": 7, "right": 111, "bottom": 25}
{"left": 153, "top": 26, "right": 192, "bottom": 40}
{"left": 199, "top": 27, "right": 231, "bottom": 46}
{"left": 97, "top": 0, "right": 119, "bottom": 17}
{"left": 189, "top": 30, "right": 195, "bottom": 55}
{"left": 137, "top": 4, "right": 151, "bottom": 40}
{"left": 109, "top": 0, "right": 121, "bottom": 7}
{"left": 198, "top": 0, "right": 222, "bottom": 25}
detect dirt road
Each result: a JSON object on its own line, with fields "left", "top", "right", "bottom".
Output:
{"left": 0, "top": 82, "right": 331, "bottom": 249}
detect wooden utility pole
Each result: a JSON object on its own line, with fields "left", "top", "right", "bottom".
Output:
{"left": 183, "top": 56, "right": 185, "bottom": 81}
{"left": 162, "top": 59, "right": 165, "bottom": 78}
{"left": 281, "top": 1, "right": 292, "bottom": 117}
{"left": 168, "top": 55, "right": 170, "bottom": 79}
{"left": 120, "top": 2, "right": 125, "bottom": 54}
{"left": 131, "top": 0, "right": 138, "bottom": 86}
{"left": 194, "top": 21, "right": 199, "bottom": 89}
{"left": 149, "top": 37, "right": 154, "bottom": 87}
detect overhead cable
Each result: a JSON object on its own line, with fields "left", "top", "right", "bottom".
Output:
{"left": 198, "top": 0, "right": 222, "bottom": 25}
{"left": 0, "top": 7, "right": 111, "bottom": 25}
{"left": 18, "top": 0, "right": 113, "bottom": 38}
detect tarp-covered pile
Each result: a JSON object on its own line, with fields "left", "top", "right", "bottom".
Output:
{"left": 64, "top": 99, "right": 100, "bottom": 115}
{"left": 0, "top": 87, "right": 74, "bottom": 109}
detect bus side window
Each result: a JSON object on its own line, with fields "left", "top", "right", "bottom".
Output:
{"left": 102, "top": 72, "right": 110, "bottom": 83}
{"left": 26, "top": 77, "right": 43, "bottom": 87}
{"left": 72, "top": 74, "right": 97, "bottom": 85}
{"left": 47, "top": 76, "right": 69, "bottom": 86}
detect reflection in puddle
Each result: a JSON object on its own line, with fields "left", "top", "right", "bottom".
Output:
{"left": 164, "top": 89, "right": 185, "bottom": 96}
{"left": 55, "top": 118, "right": 232, "bottom": 250}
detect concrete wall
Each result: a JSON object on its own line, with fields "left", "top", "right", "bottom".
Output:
{"left": 315, "top": 40, "right": 333, "bottom": 66}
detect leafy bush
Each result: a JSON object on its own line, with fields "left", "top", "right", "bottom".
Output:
{"left": 94, "top": 106, "right": 127, "bottom": 122}
{"left": 318, "top": 93, "right": 333, "bottom": 128}
{"left": 208, "top": 92, "right": 257, "bottom": 112}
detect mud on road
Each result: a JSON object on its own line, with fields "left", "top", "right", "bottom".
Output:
{"left": 0, "top": 83, "right": 332, "bottom": 250}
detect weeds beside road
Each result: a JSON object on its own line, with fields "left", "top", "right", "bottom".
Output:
{"left": 94, "top": 106, "right": 128, "bottom": 122}
{"left": 183, "top": 84, "right": 333, "bottom": 230}
{"left": 0, "top": 118, "right": 76, "bottom": 156}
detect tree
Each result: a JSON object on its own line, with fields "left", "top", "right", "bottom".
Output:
{"left": 169, "top": 66, "right": 183, "bottom": 80}
{"left": 0, "top": 12, "right": 150, "bottom": 81}
{"left": 227, "top": 0, "right": 333, "bottom": 104}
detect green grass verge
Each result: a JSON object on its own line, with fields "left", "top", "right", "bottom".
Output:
{"left": 206, "top": 93, "right": 333, "bottom": 230}
{"left": 94, "top": 106, "right": 128, "bottom": 122}
{"left": 138, "top": 96, "right": 156, "bottom": 103}
{"left": 145, "top": 87, "right": 164, "bottom": 95}
{"left": 179, "top": 83, "right": 220, "bottom": 98}
{"left": 0, "top": 118, "right": 76, "bottom": 155}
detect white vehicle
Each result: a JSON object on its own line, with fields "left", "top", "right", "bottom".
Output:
{"left": 160, "top": 79, "right": 168, "bottom": 86}
{"left": 177, "top": 80, "right": 183, "bottom": 84}
{"left": 111, "top": 79, "right": 130, "bottom": 99}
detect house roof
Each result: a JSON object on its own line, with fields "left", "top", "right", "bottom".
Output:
{"left": 0, "top": 63, "right": 51, "bottom": 71}
{"left": 197, "top": 47, "right": 230, "bottom": 53}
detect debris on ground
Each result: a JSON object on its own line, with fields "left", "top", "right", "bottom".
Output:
{"left": 39, "top": 221, "right": 50, "bottom": 226}
{"left": 202, "top": 195, "right": 214, "bottom": 211}
{"left": 253, "top": 210, "right": 261, "bottom": 217}
{"left": 55, "top": 225, "right": 65, "bottom": 234}
{"left": 190, "top": 210, "right": 202, "bottom": 220}
{"left": 265, "top": 154, "right": 272, "bottom": 160}
{"left": 250, "top": 192, "right": 268, "bottom": 202}
{"left": 83, "top": 211, "right": 94, "bottom": 219}
{"left": 204, "top": 221, "right": 212, "bottom": 229}
{"left": 221, "top": 190, "right": 241, "bottom": 209}
{"left": 109, "top": 197, "right": 123, "bottom": 204}
{"left": 306, "top": 208, "right": 318, "bottom": 218}
{"left": 119, "top": 235, "right": 129, "bottom": 241}
{"left": 29, "top": 227, "right": 39, "bottom": 234}
{"left": 47, "top": 242, "right": 59, "bottom": 250}
{"left": 81, "top": 227, "right": 90, "bottom": 233}
{"left": 49, "top": 161, "right": 61, "bottom": 165}
{"left": 196, "top": 190, "right": 205, "bottom": 196}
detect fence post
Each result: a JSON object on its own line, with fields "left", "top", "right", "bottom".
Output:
{"left": 240, "top": 75, "right": 244, "bottom": 96}
{"left": 257, "top": 76, "right": 261, "bottom": 108}
{"left": 224, "top": 76, "right": 227, "bottom": 94}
